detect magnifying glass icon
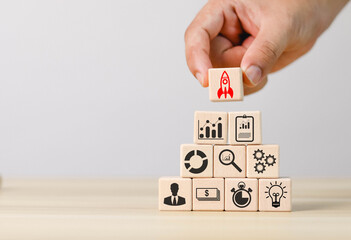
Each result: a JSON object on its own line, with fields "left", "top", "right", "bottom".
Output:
{"left": 219, "top": 149, "right": 242, "bottom": 172}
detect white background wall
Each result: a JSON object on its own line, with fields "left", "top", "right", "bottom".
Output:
{"left": 0, "top": 0, "right": 350, "bottom": 177}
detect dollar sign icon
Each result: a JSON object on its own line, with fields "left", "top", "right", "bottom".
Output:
{"left": 196, "top": 188, "right": 220, "bottom": 201}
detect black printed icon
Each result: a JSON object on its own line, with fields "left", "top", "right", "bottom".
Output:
{"left": 219, "top": 149, "right": 242, "bottom": 172}
{"left": 265, "top": 181, "right": 287, "bottom": 208}
{"left": 231, "top": 182, "right": 252, "bottom": 208}
{"left": 196, "top": 188, "right": 220, "bottom": 201}
{"left": 253, "top": 149, "right": 277, "bottom": 174}
{"left": 184, "top": 150, "right": 208, "bottom": 174}
{"left": 164, "top": 183, "right": 186, "bottom": 206}
{"left": 235, "top": 114, "right": 254, "bottom": 142}
{"left": 198, "top": 117, "right": 223, "bottom": 140}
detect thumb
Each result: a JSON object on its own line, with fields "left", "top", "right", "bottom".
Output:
{"left": 241, "top": 27, "right": 287, "bottom": 85}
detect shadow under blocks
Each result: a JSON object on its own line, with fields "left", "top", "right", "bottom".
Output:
{"left": 159, "top": 68, "right": 291, "bottom": 212}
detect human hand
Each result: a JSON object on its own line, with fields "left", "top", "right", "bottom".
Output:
{"left": 185, "top": 0, "right": 348, "bottom": 94}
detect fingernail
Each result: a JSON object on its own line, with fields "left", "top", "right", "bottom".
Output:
{"left": 245, "top": 65, "right": 262, "bottom": 85}
{"left": 195, "top": 72, "right": 203, "bottom": 86}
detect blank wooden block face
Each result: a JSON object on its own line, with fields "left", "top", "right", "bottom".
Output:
{"left": 194, "top": 111, "right": 228, "bottom": 144}
{"left": 213, "top": 145, "right": 245, "bottom": 178}
{"left": 193, "top": 178, "right": 224, "bottom": 211}
{"left": 228, "top": 111, "right": 262, "bottom": 145}
{"left": 246, "top": 145, "right": 279, "bottom": 178}
{"left": 259, "top": 178, "right": 291, "bottom": 212}
{"left": 159, "top": 177, "right": 192, "bottom": 211}
{"left": 180, "top": 144, "right": 213, "bottom": 178}
{"left": 225, "top": 178, "right": 258, "bottom": 211}
{"left": 208, "top": 68, "right": 244, "bottom": 102}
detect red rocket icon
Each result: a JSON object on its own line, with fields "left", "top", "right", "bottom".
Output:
{"left": 217, "top": 71, "right": 234, "bottom": 99}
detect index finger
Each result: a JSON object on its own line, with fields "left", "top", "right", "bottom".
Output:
{"left": 185, "top": 3, "right": 224, "bottom": 87}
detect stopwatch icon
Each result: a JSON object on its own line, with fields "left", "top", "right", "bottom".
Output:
{"left": 231, "top": 181, "right": 252, "bottom": 208}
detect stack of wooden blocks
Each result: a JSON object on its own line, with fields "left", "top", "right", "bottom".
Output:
{"left": 159, "top": 68, "right": 291, "bottom": 212}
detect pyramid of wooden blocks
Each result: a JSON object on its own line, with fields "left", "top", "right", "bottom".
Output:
{"left": 159, "top": 69, "right": 291, "bottom": 212}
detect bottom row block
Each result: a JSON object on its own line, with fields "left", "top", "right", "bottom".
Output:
{"left": 159, "top": 177, "right": 291, "bottom": 212}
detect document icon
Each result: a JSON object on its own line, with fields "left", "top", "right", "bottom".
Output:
{"left": 235, "top": 115, "right": 254, "bottom": 142}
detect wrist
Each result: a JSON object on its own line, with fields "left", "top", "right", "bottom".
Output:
{"left": 317, "top": 0, "right": 349, "bottom": 35}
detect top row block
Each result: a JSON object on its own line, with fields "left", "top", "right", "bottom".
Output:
{"left": 194, "top": 111, "right": 262, "bottom": 145}
{"left": 209, "top": 68, "right": 243, "bottom": 102}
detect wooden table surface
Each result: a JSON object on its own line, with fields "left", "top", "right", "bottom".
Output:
{"left": 0, "top": 178, "right": 350, "bottom": 240}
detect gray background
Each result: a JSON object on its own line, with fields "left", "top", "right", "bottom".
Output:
{"left": 0, "top": 1, "right": 350, "bottom": 177}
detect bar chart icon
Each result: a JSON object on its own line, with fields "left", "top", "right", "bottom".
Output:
{"left": 198, "top": 117, "right": 223, "bottom": 140}
{"left": 240, "top": 121, "right": 251, "bottom": 129}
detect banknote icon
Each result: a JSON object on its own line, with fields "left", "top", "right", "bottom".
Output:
{"left": 196, "top": 188, "right": 220, "bottom": 201}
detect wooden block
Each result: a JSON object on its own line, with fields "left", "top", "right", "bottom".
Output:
{"left": 193, "top": 178, "right": 224, "bottom": 211}
{"left": 213, "top": 145, "right": 246, "bottom": 178}
{"left": 159, "top": 177, "right": 192, "bottom": 211}
{"left": 194, "top": 111, "right": 228, "bottom": 144}
{"left": 246, "top": 145, "right": 279, "bottom": 178}
{"left": 180, "top": 144, "right": 213, "bottom": 178}
{"left": 228, "top": 111, "right": 262, "bottom": 145}
{"left": 225, "top": 178, "right": 258, "bottom": 211}
{"left": 259, "top": 178, "right": 292, "bottom": 212}
{"left": 208, "top": 68, "right": 244, "bottom": 102}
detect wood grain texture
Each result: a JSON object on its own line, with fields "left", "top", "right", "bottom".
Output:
{"left": 0, "top": 178, "right": 350, "bottom": 239}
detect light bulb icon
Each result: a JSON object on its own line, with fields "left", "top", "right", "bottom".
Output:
{"left": 265, "top": 181, "right": 287, "bottom": 208}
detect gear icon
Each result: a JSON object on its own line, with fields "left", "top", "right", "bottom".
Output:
{"left": 254, "top": 162, "right": 266, "bottom": 174}
{"left": 265, "top": 154, "right": 276, "bottom": 166}
{"left": 253, "top": 149, "right": 265, "bottom": 161}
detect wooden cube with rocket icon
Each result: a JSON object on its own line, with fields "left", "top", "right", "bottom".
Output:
{"left": 208, "top": 68, "right": 244, "bottom": 102}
